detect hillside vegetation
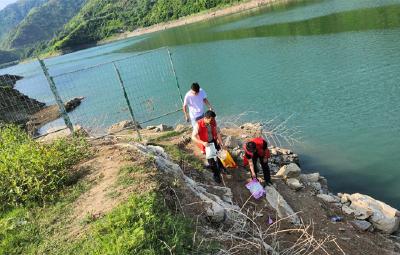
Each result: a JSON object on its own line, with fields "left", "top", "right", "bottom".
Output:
{"left": 0, "top": 125, "right": 89, "bottom": 210}
{"left": 0, "top": 126, "right": 200, "bottom": 255}
{"left": 0, "top": 0, "right": 47, "bottom": 41}
{"left": 51, "top": 0, "right": 241, "bottom": 50}
{"left": 0, "top": 0, "right": 243, "bottom": 64}
{"left": 3, "top": 0, "right": 86, "bottom": 49}
{"left": 0, "top": 50, "right": 19, "bottom": 64}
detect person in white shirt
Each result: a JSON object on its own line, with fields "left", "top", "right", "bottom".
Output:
{"left": 182, "top": 82, "right": 213, "bottom": 128}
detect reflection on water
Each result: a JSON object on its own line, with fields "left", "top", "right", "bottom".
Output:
{"left": 120, "top": 3, "right": 400, "bottom": 52}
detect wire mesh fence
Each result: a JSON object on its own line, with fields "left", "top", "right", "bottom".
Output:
{"left": 0, "top": 71, "right": 67, "bottom": 136}
{"left": 0, "top": 48, "right": 184, "bottom": 138}
{"left": 46, "top": 47, "right": 184, "bottom": 137}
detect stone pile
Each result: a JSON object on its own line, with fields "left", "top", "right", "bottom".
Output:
{"left": 337, "top": 192, "right": 400, "bottom": 234}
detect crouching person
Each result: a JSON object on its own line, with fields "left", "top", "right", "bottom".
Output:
{"left": 243, "top": 137, "right": 272, "bottom": 186}
{"left": 192, "top": 110, "right": 225, "bottom": 183}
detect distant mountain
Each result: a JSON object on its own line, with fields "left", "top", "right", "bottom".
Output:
{"left": 4, "top": 0, "right": 86, "bottom": 49}
{"left": 0, "top": 0, "right": 241, "bottom": 63}
{"left": 51, "top": 0, "right": 236, "bottom": 51}
{"left": 0, "top": 0, "right": 48, "bottom": 42}
{"left": 0, "top": 50, "right": 19, "bottom": 64}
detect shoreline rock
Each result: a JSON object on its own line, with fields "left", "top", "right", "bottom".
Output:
{"left": 0, "top": 74, "right": 45, "bottom": 126}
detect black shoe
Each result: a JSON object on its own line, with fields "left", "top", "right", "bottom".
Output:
{"left": 213, "top": 174, "right": 222, "bottom": 184}
{"left": 265, "top": 180, "right": 273, "bottom": 187}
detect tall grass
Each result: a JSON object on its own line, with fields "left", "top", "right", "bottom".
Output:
{"left": 0, "top": 125, "right": 90, "bottom": 210}
{"left": 70, "top": 193, "right": 195, "bottom": 255}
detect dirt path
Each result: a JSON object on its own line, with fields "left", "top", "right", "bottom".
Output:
{"left": 65, "top": 139, "right": 156, "bottom": 238}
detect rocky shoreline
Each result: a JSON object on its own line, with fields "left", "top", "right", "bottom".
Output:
{"left": 38, "top": 120, "right": 400, "bottom": 253}
{"left": 0, "top": 74, "right": 85, "bottom": 135}
{"left": 0, "top": 74, "right": 45, "bottom": 126}
{"left": 223, "top": 122, "right": 400, "bottom": 234}
{"left": 140, "top": 121, "right": 400, "bottom": 253}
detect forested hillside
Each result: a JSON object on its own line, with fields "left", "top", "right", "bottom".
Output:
{"left": 3, "top": 0, "right": 86, "bottom": 49}
{"left": 0, "top": 0, "right": 47, "bottom": 42}
{"left": 52, "top": 0, "right": 239, "bottom": 50}
{"left": 0, "top": 0, "right": 241, "bottom": 64}
{"left": 0, "top": 50, "right": 19, "bottom": 64}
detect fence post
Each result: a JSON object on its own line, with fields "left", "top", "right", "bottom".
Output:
{"left": 112, "top": 63, "right": 142, "bottom": 141}
{"left": 38, "top": 58, "right": 74, "bottom": 133}
{"left": 167, "top": 48, "right": 184, "bottom": 104}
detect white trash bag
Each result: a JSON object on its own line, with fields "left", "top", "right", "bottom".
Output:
{"left": 205, "top": 143, "right": 217, "bottom": 159}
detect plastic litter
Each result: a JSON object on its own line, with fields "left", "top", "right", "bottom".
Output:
{"left": 330, "top": 216, "right": 343, "bottom": 222}
{"left": 245, "top": 179, "right": 265, "bottom": 199}
{"left": 217, "top": 150, "right": 237, "bottom": 168}
{"left": 205, "top": 143, "right": 217, "bottom": 159}
{"left": 268, "top": 216, "right": 274, "bottom": 225}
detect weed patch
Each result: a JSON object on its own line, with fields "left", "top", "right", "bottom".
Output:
{"left": 163, "top": 144, "right": 205, "bottom": 171}
{"left": 0, "top": 125, "right": 90, "bottom": 210}
{"left": 149, "top": 130, "right": 184, "bottom": 142}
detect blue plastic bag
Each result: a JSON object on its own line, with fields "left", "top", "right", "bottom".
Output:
{"left": 245, "top": 179, "right": 265, "bottom": 199}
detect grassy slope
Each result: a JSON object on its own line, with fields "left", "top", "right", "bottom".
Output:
{"left": 0, "top": 128, "right": 204, "bottom": 255}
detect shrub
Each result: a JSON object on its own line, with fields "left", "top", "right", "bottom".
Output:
{"left": 73, "top": 193, "right": 194, "bottom": 255}
{"left": 0, "top": 125, "right": 89, "bottom": 210}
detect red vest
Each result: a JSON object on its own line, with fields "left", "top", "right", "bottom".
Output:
{"left": 197, "top": 118, "right": 218, "bottom": 152}
{"left": 243, "top": 137, "right": 270, "bottom": 166}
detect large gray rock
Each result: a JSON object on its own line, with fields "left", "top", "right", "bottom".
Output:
{"left": 309, "top": 182, "right": 322, "bottom": 193}
{"left": 38, "top": 125, "right": 88, "bottom": 143}
{"left": 317, "top": 194, "right": 339, "bottom": 203}
{"left": 270, "top": 148, "right": 279, "bottom": 156}
{"left": 349, "top": 193, "right": 400, "bottom": 234}
{"left": 300, "top": 173, "right": 320, "bottom": 183}
{"left": 350, "top": 220, "right": 372, "bottom": 231}
{"left": 130, "top": 143, "right": 246, "bottom": 227}
{"left": 265, "top": 185, "right": 300, "bottom": 225}
{"left": 108, "top": 120, "right": 136, "bottom": 134}
{"left": 64, "top": 96, "right": 84, "bottom": 112}
{"left": 280, "top": 154, "right": 300, "bottom": 165}
{"left": 286, "top": 178, "right": 304, "bottom": 191}
{"left": 276, "top": 163, "right": 301, "bottom": 179}
{"left": 342, "top": 205, "right": 356, "bottom": 215}
{"left": 279, "top": 148, "right": 292, "bottom": 155}
{"left": 155, "top": 124, "right": 172, "bottom": 132}
{"left": 340, "top": 193, "right": 351, "bottom": 204}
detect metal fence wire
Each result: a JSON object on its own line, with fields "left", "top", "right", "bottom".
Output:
{"left": 47, "top": 47, "right": 184, "bottom": 137}
{"left": 0, "top": 74, "right": 42, "bottom": 125}
{"left": 0, "top": 71, "right": 68, "bottom": 136}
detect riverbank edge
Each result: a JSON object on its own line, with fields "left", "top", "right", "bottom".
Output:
{"left": 40, "top": 121, "right": 400, "bottom": 255}
{"left": 30, "top": 0, "right": 295, "bottom": 63}
{"left": 98, "top": 0, "right": 295, "bottom": 45}
{"left": 3, "top": 0, "right": 297, "bottom": 67}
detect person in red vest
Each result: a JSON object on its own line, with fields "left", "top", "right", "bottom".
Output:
{"left": 243, "top": 137, "right": 272, "bottom": 186}
{"left": 191, "top": 110, "right": 225, "bottom": 183}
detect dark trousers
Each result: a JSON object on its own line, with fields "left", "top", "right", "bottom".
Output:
{"left": 252, "top": 156, "right": 271, "bottom": 183}
{"left": 207, "top": 140, "right": 225, "bottom": 177}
